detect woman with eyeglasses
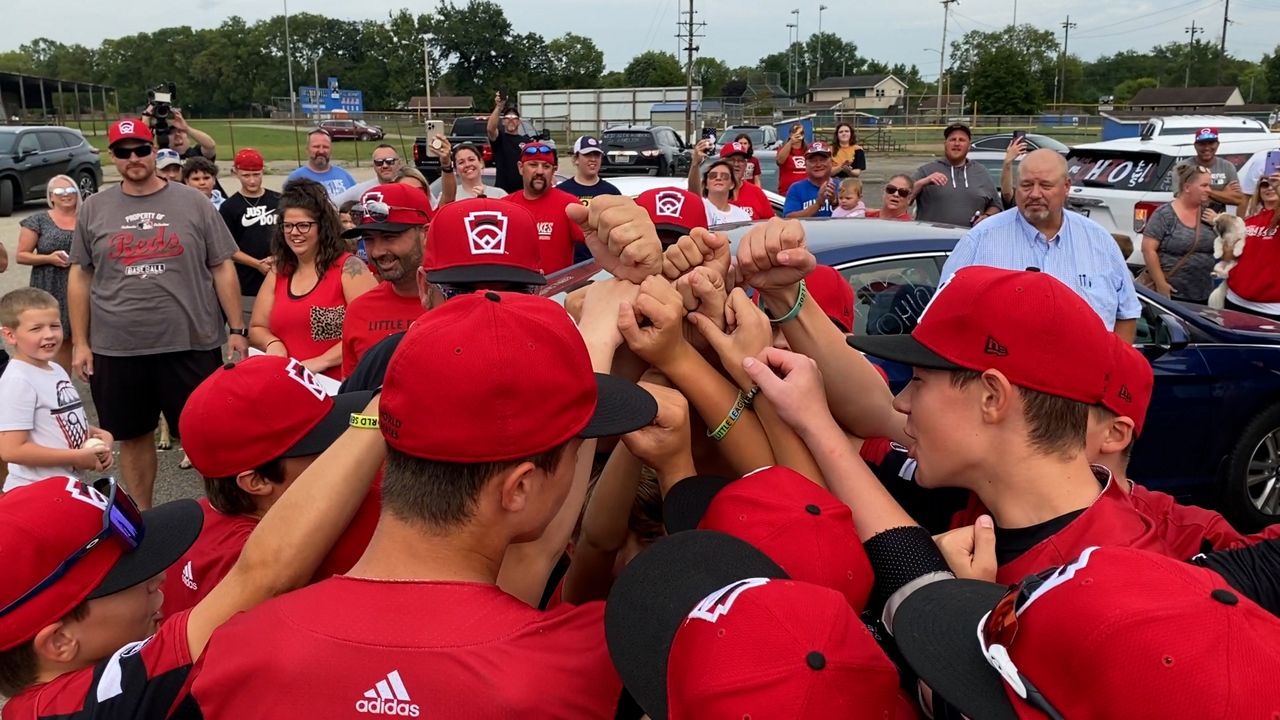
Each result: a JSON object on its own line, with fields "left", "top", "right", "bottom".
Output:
{"left": 249, "top": 179, "right": 376, "bottom": 379}
{"left": 1223, "top": 171, "right": 1280, "bottom": 319}
{"left": 865, "top": 174, "right": 915, "bottom": 221}
{"left": 701, "top": 159, "right": 751, "bottom": 226}
{"left": 15, "top": 174, "right": 80, "bottom": 372}
{"left": 1141, "top": 164, "right": 1216, "bottom": 302}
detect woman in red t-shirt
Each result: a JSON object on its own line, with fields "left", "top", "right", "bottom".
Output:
{"left": 1226, "top": 173, "right": 1280, "bottom": 320}
{"left": 249, "top": 179, "right": 377, "bottom": 379}
{"left": 734, "top": 133, "right": 763, "bottom": 187}
{"left": 865, "top": 174, "right": 915, "bottom": 221}
{"left": 775, "top": 123, "right": 809, "bottom": 196}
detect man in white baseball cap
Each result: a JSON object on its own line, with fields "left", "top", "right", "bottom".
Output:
{"left": 558, "top": 135, "right": 621, "bottom": 263}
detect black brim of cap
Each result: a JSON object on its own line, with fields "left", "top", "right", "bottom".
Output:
{"left": 606, "top": 530, "right": 788, "bottom": 720}
{"left": 663, "top": 475, "right": 736, "bottom": 534}
{"left": 654, "top": 223, "right": 696, "bottom": 237}
{"left": 425, "top": 265, "right": 548, "bottom": 287}
{"left": 579, "top": 374, "right": 657, "bottom": 438}
{"left": 894, "top": 579, "right": 1017, "bottom": 720}
{"left": 341, "top": 221, "right": 418, "bottom": 239}
{"left": 90, "top": 499, "right": 203, "bottom": 599}
{"left": 847, "top": 334, "right": 962, "bottom": 371}
{"left": 284, "top": 390, "right": 376, "bottom": 459}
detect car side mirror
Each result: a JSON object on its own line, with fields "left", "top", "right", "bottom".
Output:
{"left": 1142, "top": 311, "right": 1190, "bottom": 359}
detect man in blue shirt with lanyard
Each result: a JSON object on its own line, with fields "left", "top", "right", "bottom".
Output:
{"left": 941, "top": 149, "right": 1140, "bottom": 342}
{"left": 782, "top": 141, "right": 838, "bottom": 218}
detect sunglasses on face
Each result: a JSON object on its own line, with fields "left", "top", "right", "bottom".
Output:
{"left": 111, "top": 144, "right": 153, "bottom": 159}
{"left": 282, "top": 221, "right": 316, "bottom": 234}
{"left": 707, "top": 172, "right": 733, "bottom": 181}
{"left": 0, "top": 478, "right": 145, "bottom": 619}
{"left": 434, "top": 283, "right": 536, "bottom": 300}
{"left": 51, "top": 187, "right": 80, "bottom": 197}
{"left": 1261, "top": 180, "right": 1272, "bottom": 190}
{"left": 353, "top": 200, "right": 430, "bottom": 224}
{"left": 978, "top": 567, "right": 1067, "bottom": 720}
{"left": 884, "top": 185, "right": 911, "bottom": 198}
{"left": 372, "top": 158, "right": 400, "bottom": 167}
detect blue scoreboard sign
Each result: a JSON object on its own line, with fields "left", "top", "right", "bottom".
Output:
{"left": 300, "top": 77, "right": 364, "bottom": 116}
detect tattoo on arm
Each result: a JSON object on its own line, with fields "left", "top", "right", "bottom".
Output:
{"left": 343, "top": 255, "right": 368, "bottom": 278}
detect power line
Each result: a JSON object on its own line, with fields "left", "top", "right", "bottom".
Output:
{"left": 676, "top": 0, "right": 704, "bottom": 142}
{"left": 1054, "top": 16, "right": 1077, "bottom": 106}
{"left": 1185, "top": 20, "right": 1204, "bottom": 88}
{"left": 1217, "top": 0, "right": 1231, "bottom": 83}
{"left": 1071, "top": 0, "right": 1214, "bottom": 39}
{"left": 937, "top": 0, "right": 958, "bottom": 114}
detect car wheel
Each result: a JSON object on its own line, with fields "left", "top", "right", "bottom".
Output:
{"left": 76, "top": 169, "right": 98, "bottom": 198}
{"left": 0, "top": 179, "right": 13, "bottom": 217}
{"left": 1223, "top": 403, "right": 1280, "bottom": 531}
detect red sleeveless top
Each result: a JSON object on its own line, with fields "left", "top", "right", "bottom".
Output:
{"left": 269, "top": 253, "right": 351, "bottom": 379}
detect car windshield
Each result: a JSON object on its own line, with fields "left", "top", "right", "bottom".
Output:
{"left": 1027, "top": 134, "right": 1070, "bottom": 152}
{"left": 603, "top": 132, "right": 655, "bottom": 149}
{"left": 1066, "top": 150, "right": 1171, "bottom": 192}
{"left": 452, "top": 118, "right": 488, "bottom": 136}
{"left": 0, "top": 134, "right": 14, "bottom": 154}
{"left": 719, "top": 129, "right": 764, "bottom": 147}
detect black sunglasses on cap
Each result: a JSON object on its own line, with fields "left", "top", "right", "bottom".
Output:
{"left": 111, "top": 144, "right": 153, "bottom": 160}
{"left": 0, "top": 478, "right": 145, "bottom": 619}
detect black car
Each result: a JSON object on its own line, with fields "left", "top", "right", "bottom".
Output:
{"left": 0, "top": 126, "right": 102, "bottom": 216}
{"left": 600, "top": 125, "right": 691, "bottom": 178}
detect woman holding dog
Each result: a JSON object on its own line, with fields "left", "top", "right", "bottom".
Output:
{"left": 1225, "top": 171, "right": 1280, "bottom": 319}
{"left": 1141, "top": 164, "right": 1217, "bottom": 303}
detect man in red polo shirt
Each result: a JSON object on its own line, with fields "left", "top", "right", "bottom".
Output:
{"left": 189, "top": 291, "right": 658, "bottom": 718}
{"left": 339, "top": 184, "right": 432, "bottom": 376}
{"left": 503, "top": 141, "right": 584, "bottom": 273}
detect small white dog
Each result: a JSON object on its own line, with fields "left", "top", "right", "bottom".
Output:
{"left": 1208, "top": 214, "right": 1247, "bottom": 309}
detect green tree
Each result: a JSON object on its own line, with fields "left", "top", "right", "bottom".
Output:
{"left": 1238, "top": 63, "right": 1269, "bottom": 103}
{"left": 624, "top": 51, "right": 684, "bottom": 87}
{"left": 1262, "top": 48, "right": 1280, "bottom": 103}
{"left": 693, "top": 56, "right": 731, "bottom": 96}
{"left": 1113, "top": 77, "right": 1159, "bottom": 104}
{"left": 948, "top": 24, "right": 1059, "bottom": 113}
{"left": 544, "top": 33, "right": 605, "bottom": 89}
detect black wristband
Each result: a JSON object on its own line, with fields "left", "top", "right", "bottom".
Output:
{"left": 863, "top": 525, "right": 951, "bottom": 615}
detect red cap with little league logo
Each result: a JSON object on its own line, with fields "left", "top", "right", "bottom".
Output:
{"left": 1102, "top": 332, "right": 1154, "bottom": 436}
{"left": 179, "top": 356, "right": 374, "bottom": 478}
{"left": 719, "top": 141, "right": 749, "bottom": 159}
{"left": 895, "top": 545, "right": 1280, "bottom": 720}
{"left": 0, "top": 478, "right": 202, "bottom": 650}
{"left": 636, "top": 187, "right": 709, "bottom": 236}
{"left": 663, "top": 466, "right": 874, "bottom": 613}
{"left": 340, "top": 183, "right": 433, "bottom": 238}
{"left": 849, "top": 266, "right": 1113, "bottom": 404}
{"left": 107, "top": 118, "right": 153, "bottom": 147}
{"left": 422, "top": 197, "right": 547, "bottom": 287}
{"left": 805, "top": 265, "right": 856, "bottom": 333}
{"left": 806, "top": 140, "right": 834, "bottom": 156}
{"left": 1195, "top": 127, "right": 1220, "bottom": 142}
{"left": 233, "top": 148, "right": 265, "bottom": 171}
{"left": 379, "top": 291, "right": 656, "bottom": 462}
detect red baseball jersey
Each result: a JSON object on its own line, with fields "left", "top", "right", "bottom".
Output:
{"left": 160, "top": 498, "right": 257, "bottom": 616}
{"left": 503, "top": 189, "right": 585, "bottom": 274}
{"left": 732, "top": 182, "right": 776, "bottom": 221}
{"left": 1227, "top": 209, "right": 1280, "bottom": 303}
{"left": 312, "top": 476, "right": 381, "bottom": 580}
{"left": 777, "top": 147, "right": 808, "bottom": 196}
{"left": 1127, "top": 482, "right": 1280, "bottom": 558}
{"left": 340, "top": 283, "right": 422, "bottom": 377}
{"left": 2, "top": 611, "right": 194, "bottom": 720}
{"left": 190, "top": 577, "right": 621, "bottom": 718}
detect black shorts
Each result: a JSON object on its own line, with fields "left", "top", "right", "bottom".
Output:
{"left": 89, "top": 349, "right": 223, "bottom": 441}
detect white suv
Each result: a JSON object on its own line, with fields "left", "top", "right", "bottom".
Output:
{"left": 1065, "top": 134, "right": 1279, "bottom": 261}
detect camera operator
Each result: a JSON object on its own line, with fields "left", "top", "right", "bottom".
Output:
{"left": 166, "top": 108, "right": 217, "bottom": 161}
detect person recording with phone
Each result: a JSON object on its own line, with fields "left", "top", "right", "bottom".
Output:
{"left": 998, "top": 132, "right": 1029, "bottom": 208}
{"left": 486, "top": 91, "right": 534, "bottom": 194}
{"left": 775, "top": 123, "right": 809, "bottom": 195}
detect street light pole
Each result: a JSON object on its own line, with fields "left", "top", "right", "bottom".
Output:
{"left": 421, "top": 33, "right": 434, "bottom": 123}
{"left": 817, "top": 4, "right": 827, "bottom": 81}
{"left": 283, "top": 0, "right": 295, "bottom": 122}
{"left": 791, "top": 8, "right": 800, "bottom": 96}
{"left": 785, "top": 23, "right": 797, "bottom": 97}
{"left": 313, "top": 55, "right": 320, "bottom": 116}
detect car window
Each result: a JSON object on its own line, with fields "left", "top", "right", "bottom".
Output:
{"left": 1134, "top": 299, "right": 1170, "bottom": 345}
{"left": 17, "top": 133, "right": 40, "bottom": 154}
{"left": 603, "top": 132, "right": 655, "bottom": 149}
{"left": 0, "top": 133, "right": 14, "bottom": 154}
{"left": 451, "top": 118, "right": 488, "bottom": 136}
{"left": 37, "top": 132, "right": 68, "bottom": 151}
{"left": 720, "top": 129, "right": 765, "bottom": 148}
{"left": 839, "top": 255, "right": 943, "bottom": 336}
{"left": 58, "top": 131, "right": 83, "bottom": 149}
{"left": 1066, "top": 150, "right": 1172, "bottom": 192}
{"left": 971, "top": 136, "right": 1008, "bottom": 151}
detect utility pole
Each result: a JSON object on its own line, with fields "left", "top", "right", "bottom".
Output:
{"left": 1057, "top": 16, "right": 1076, "bottom": 108}
{"left": 817, "top": 4, "right": 828, "bottom": 81}
{"left": 938, "top": 0, "right": 957, "bottom": 115}
{"left": 421, "top": 33, "right": 434, "bottom": 124}
{"left": 1185, "top": 20, "right": 1203, "bottom": 88}
{"left": 1012, "top": 0, "right": 1017, "bottom": 27}
{"left": 791, "top": 9, "right": 801, "bottom": 98}
{"left": 786, "top": 22, "right": 797, "bottom": 97}
{"left": 1217, "top": 0, "right": 1231, "bottom": 83}
{"left": 678, "top": 0, "right": 704, "bottom": 142}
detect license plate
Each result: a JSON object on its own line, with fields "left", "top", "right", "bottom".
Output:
{"left": 611, "top": 155, "right": 633, "bottom": 164}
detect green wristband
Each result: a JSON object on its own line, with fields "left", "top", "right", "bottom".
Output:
{"left": 768, "top": 280, "right": 808, "bottom": 325}
{"left": 707, "top": 386, "right": 760, "bottom": 441}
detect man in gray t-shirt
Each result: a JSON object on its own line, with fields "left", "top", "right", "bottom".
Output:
{"left": 910, "top": 123, "right": 1002, "bottom": 227}
{"left": 68, "top": 118, "right": 247, "bottom": 508}
{"left": 1175, "top": 127, "right": 1245, "bottom": 212}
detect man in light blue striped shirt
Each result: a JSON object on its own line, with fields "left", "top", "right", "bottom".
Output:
{"left": 940, "top": 150, "right": 1139, "bottom": 341}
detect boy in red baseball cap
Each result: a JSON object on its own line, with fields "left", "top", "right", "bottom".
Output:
{"left": 220, "top": 148, "right": 280, "bottom": 325}
{"left": 0, "top": 392, "right": 384, "bottom": 717}
{"left": 190, "top": 291, "right": 658, "bottom": 717}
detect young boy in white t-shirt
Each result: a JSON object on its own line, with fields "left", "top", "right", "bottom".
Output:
{"left": 0, "top": 288, "right": 113, "bottom": 492}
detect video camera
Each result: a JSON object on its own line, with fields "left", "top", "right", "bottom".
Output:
{"left": 145, "top": 83, "right": 178, "bottom": 148}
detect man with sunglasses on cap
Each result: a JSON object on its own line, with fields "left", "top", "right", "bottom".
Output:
{"left": 503, "top": 141, "right": 585, "bottom": 274}
{"left": 67, "top": 118, "right": 249, "bottom": 510}
{"left": 339, "top": 184, "right": 433, "bottom": 377}
{"left": 0, "top": 372, "right": 386, "bottom": 718}
{"left": 190, "top": 290, "right": 658, "bottom": 718}
{"left": 487, "top": 91, "right": 533, "bottom": 194}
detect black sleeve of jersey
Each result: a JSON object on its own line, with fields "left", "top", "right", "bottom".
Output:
{"left": 50, "top": 642, "right": 193, "bottom": 720}
{"left": 863, "top": 525, "right": 951, "bottom": 618}
{"left": 338, "top": 332, "right": 404, "bottom": 394}
{"left": 1192, "top": 538, "right": 1280, "bottom": 616}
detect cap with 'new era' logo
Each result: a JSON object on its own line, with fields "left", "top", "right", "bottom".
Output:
{"left": 422, "top": 198, "right": 547, "bottom": 287}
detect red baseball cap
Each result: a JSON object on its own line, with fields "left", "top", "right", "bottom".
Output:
{"left": 233, "top": 148, "right": 265, "bottom": 171}
{"left": 806, "top": 140, "right": 834, "bottom": 156}
{"left": 341, "top": 183, "right": 433, "bottom": 239}
{"left": 719, "top": 141, "right": 749, "bottom": 159}
{"left": 1102, "top": 334, "right": 1154, "bottom": 436}
{"left": 895, "top": 545, "right": 1280, "bottom": 720}
{"left": 1195, "top": 127, "right": 1220, "bottom": 142}
{"left": 606, "top": 530, "right": 899, "bottom": 720}
{"left": 806, "top": 265, "right": 856, "bottom": 333}
{"left": 518, "top": 140, "right": 557, "bottom": 164}
{"left": 179, "top": 356, "right": 375, "bottom": 478}
{"left": 422, "top": 197, "right": 546, "bottom": 286}
{"left": 378, "top": 291, "right": 656, "bottom": 462}
{"left": 0, "top": 478, "right": 201, "bottom": 650}
{"left": 850, "top": 266, "right": 1112, "bottom": 404}
{"left": 107, "top": 118, "right": 153, "bottom": 147}
{"left": 663, "top": 466, "right": 874, "bottom": 613}
{"left": 636, "top": 187, "right": 709, "bottom": 237}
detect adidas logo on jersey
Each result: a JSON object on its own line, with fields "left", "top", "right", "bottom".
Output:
{"left": 181, "top": 561, "right": 197, "bottom": 590}
{"left": 355, "top": 670, "right": 420, "bottom": 716}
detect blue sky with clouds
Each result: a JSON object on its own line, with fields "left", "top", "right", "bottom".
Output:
{"left": 3, "top": 0, "right": 1277, "bottom": 78}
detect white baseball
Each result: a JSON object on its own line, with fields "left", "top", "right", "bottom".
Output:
{"left": 83, "top": 438, "right": 108, "bottom": 451}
